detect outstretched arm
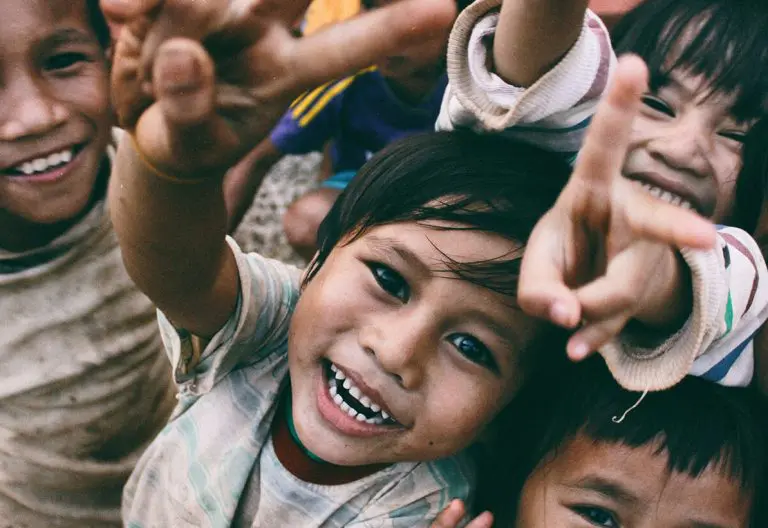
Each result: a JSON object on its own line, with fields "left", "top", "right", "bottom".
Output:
{"left": 104, "top": 0, "right": 457, "bottom": 337}
{"left": 494, "top": 0, "right": 588, "bottom": 87}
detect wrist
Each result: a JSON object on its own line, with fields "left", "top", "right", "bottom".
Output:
{"left": 635, "top": 246, "right": 692, "bottom": 329}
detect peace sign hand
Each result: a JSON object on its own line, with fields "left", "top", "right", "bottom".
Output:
{"left": 102, "top": 0, "right": 456, "bottom": 180}
{"left": 517, "top": 56, "right": 716, "bottom": 360}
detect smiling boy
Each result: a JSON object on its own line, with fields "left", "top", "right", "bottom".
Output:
{"left": 0, "top": 1, "right": 175, "bottom": 525}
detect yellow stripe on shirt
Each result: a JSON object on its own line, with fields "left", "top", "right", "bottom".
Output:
{"left": 296, "top": 67, "right": 377, "bottom": 128}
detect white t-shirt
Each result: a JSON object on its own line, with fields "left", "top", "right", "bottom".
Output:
{"left": 0, "top": 138, "right": 175, "bottom": 527}
{"left": 123, "top": 239, "right": 475, "bottom": 527}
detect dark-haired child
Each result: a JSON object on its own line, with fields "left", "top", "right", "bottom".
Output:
{"left": 440, "top": 356, "right": 768, "bottom": 527}
{"left": 0, "top": 0, "right": 176, "bottom": 526}
{"left": 442, "top": 0, "right": 768, "bottom": 391}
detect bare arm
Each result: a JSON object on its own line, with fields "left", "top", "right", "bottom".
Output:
{"left": 110, "top": 141, "right": 238, "bottom": 337}
{"left": 224, "top": 138, "right": 284, "bottom": 233}
{"left": 493, "top": 0, "right": 588, "bottom": 87}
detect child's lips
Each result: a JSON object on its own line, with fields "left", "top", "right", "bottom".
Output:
{"left": 315, "top": 364, "right": 406, "bottom": 438}
{"left": 2, "top": 145, "right": 85, "bottom": 184}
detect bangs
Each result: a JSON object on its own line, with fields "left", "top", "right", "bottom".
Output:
{"left": 614, "top": 0, "right": 768, "bottom": 121}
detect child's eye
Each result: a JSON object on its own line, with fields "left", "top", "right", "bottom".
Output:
{"left": 641, "top": 94, "right": 675, "bottom": 117}
{"left": 447, "top": 333, "right": 498, "bottom": 372}
{"left": 45, "top": 52, "right": 89, "bottom": 72}
{"left": 367, "top": 263, "right": 409, "bottom": 302}
{"left": 718, "top": 129, "right": 747, "bottom": 144}
{"left": 571, "top": 506, "right": 619, "bottom": 528}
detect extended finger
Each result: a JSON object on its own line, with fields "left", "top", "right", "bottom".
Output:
{"left": 286, "top": 0, "right": 456, "bottom": 92}
{"left": 622, "top": 182, "right": 716, "bottom": 250}
{"left": 466, "top": 512, "right": 494, "bottom": 528}
{"left": 111, "top": 16, "right": 155, "bottom": 129}
{"left": 571, "top": 56, "right": 648, "bottom": 195}
{"left": 567, "top": 314, "right": 630, "bottom": 361}
{"left": 431, "top": 500, "right": 465, "bottom": 528}
{"left": 100, "top": 0, "right": 163, "bottom": 24}
{"left": 518, "top": 217, "right": 582, "bottom": 328}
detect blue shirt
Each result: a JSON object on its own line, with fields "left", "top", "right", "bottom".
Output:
{"left": 271, "top": 68, "right": 448, "bottom": 174}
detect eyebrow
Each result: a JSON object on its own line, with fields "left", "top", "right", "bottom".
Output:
{"left": 41, "top": 28, "right": 97, "bottom": 49}
{"left": 365, "top": 235, "right": 432, "bottom": 276}
{"left": 568, "top": 476, "right": 641, "bottom": 507}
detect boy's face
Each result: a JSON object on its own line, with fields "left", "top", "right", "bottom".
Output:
{"left": 623, "top": 69, "right": 752, "bottom": 223}
{"left": 516, "top": 434, "right": 750, "bottom": 528}
{"left": 288, "top": 222, "right": 543, "bottom": 466}
{"left": 0, "top": 0, "right": 111, "bottom": 225}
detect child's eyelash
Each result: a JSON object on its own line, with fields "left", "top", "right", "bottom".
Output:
{"left": 366, "top": 261, "right": 410, "bottom": 302}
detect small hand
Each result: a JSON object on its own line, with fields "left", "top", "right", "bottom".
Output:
{"left": 104, "top": 0, "right": 456, "bottom": 179}
{"left": 517, "top": 55, "right": 716, "bottom": 360}
{"left": 431, "top": 500, "right": 494, "bottom": 528}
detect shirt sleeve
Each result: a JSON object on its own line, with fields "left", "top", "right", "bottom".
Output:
{"left": 156, "top": 237, "right": 302, "bottom": 396}
{"left": 602, "top": 227, "right": 768, "bottom": 389}
{"left": 436, "top": 0, "right": 615, "bottom": 160}
{"left": 270, "top": 78, "right": 349, "bottom": 155}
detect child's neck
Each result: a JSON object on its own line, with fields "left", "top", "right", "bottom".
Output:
{"left": 0, "top": 160, "right": 109, "bottom": 253}
{"left": 271, "top": 387, "right": 389, "bottom": 485}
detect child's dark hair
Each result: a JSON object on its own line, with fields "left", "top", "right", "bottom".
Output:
{"left": 307, "top": 131, "right": 571, "bottom": 370}
{"left": 86, "top": 0, "right": 112, "bottom": 50}
{"left": 480, "top": 356, "right": 768, "bottom": 525}
{"left": 612, "top": 0, "right": 768, "bottom": 233}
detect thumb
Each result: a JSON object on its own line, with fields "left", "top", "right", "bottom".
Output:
{"left": 138, "top": 38, "right": 237, "bottom": 175}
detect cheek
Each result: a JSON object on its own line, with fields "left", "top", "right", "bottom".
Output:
{"left": 55, "top": 68, "right": 111, "bottom": 129}
{"left": 417, "top": 375, "right": 506, "bottom": 455}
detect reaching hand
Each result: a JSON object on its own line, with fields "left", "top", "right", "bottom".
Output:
{"left": 103, "top": 0, "right": 456, "bottom": 179}
{"left": 517, "top": 55, "right": 716, "bottom": 360}
{"left": 431, "top": 500, "right": 494, "bottom": 528}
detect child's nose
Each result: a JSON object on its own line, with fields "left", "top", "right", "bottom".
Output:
{"left": 359, "top": 311, "right": 435, "bottom": 390}
{"left": 0, "top": 81, "right": 68, "bottom": 140}
{"left": 651, "top": 118, "right": 712, "bottom": 178}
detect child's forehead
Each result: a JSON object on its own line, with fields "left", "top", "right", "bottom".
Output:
{"left": 5, "top": 0, "right": 91, "bottom": 35}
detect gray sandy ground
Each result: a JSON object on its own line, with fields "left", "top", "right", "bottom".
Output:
{"left": 232, "top": 153, "right": 322, "bottom": 268}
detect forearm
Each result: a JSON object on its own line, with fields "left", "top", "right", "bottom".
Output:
{"left": 493, "top": 0, "right": 588, "bottom": 87}
{"left": 635, "top": 246, "right": 691, "bottom": 330}
{"left": 109, "top": 139, "right": 238, "bottom": 337}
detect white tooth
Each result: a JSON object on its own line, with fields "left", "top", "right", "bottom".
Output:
{"left": 346, "top": 407, "right": 358, "bottom": 418}
{"left": 330, "top": 385, "right": 337, "bottom": 397}
{"left": 333, "top": 394, "right": 343, "bottom": 406}
{"left": 47, "top": 153, "right": 61, "bottom": 166}
{"left": 330, "top": 363, "right": 338, "bottom": 373}
{"left": 61, "top": 150, "right": 72, "bottom": 163}
{"left": 20, "top": 163, "right": 34, "bottom": 175}
{"left": 370, "top": 403, "right": 381, "bottom": 413}
{"left": 335, "top": 369, "right": 345, "bottom": 380}
{"left": 649, "top": 186, "right": 662, "bottom": 198}
{"left": 340, "top": 402, "right": 351, "bottom": 413}
{"left": 343, "top": 379, "right": 351, "bottom": 390}
{"left": 33, "top": 158, "right": 47, "bottom": 172}
{"left": 371, "top": 417, "right": 384, "bottom": 425}
{"left": 356, "top": 414, "right": 367, "bottom": 422}
{"left": 350, "top": 387, "right": 362, "bottom": 400}
{"left": 381, "top": 411, "right": 390, "bottom": 420}
{"left": 360, "top": 396, "right": 372, "bottom": 408}
{"left": 681, "top": 201, "right": 693, "bottom": 210}
{"left": 366, "top": 417, "right": 378, "bottom": 424}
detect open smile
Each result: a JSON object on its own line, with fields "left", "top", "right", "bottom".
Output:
{"left": 3, "top": 144, "right": 86, "bottom": 183}
{"left": 316, "top": 360, "right": 404, "bottom": 438}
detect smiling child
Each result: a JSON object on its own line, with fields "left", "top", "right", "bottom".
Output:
{"left": 0, "top": 1, "right": 175, "bottom": 525}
